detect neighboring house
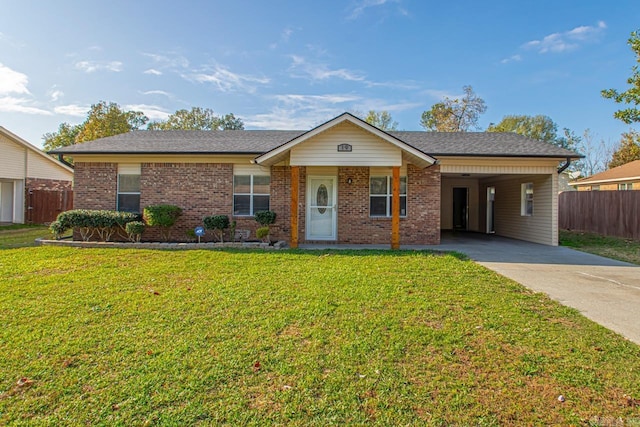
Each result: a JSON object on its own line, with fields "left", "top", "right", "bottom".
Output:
{"left": 0, "top": 127, "right": 74, "bottom": 224}
{"left": 50, "top": 113, "right": 580, "bottom": 247}
{"left": 570, "top": 160, "right": 640, "bottom": 191}
{"left": 558, "top": 170, "right": 580, "bottom": 193}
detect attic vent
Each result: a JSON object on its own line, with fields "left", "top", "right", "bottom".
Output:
{"left": 337, "top": 143, "right": 352, "bottom": 152}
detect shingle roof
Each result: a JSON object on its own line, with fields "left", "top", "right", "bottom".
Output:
{"left": 572, "top": 159, "right": 640, "bottom": 185}
{"left": 49, "top": 128, "right": 580, "bottom": 159}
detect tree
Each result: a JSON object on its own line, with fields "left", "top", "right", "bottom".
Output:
{"left": 76, "top": 101, "right": 148, "bottom": 143}
{"left": 573, "top": 129, "right": 610, "bottom": 177}
{"left": 420, "top": 85, "right": 487, "bottom": 132}
{"left": 364, "top": 110, "right": 398, "bottom": 131}
{"left": 601, "top": 30, "right": 640, "bottom": 124}
{"left": 486, "top": 114, "right": 579, "bottom": 150}
{"left": 147, "top": 107, "right": 244, "bottom": 130}
{"left": 43, "top": 122, "right": 82, "bottom": 152}
{"left": 609, "top": 130, "right": 640, "bottom": 168}
{"left": 43, "top": 102, "right": 149, "bottom": 164}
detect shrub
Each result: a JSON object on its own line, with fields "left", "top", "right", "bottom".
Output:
{"left": 49, "top": 221, "right": 67, "bottom": 240}
{"left": 143, "top": 205, "right": 182, "bottom": 241}
{"left": 55, "top": 210, "right": 140, "bottom": 241}
{"left": 203, "top": 215, "right": 230, "bottom": 243}
{"left": 125, "top": 221, "right": 145, "bottom": 242}
{"left": 256, "top": 226, "right": 270, "bottom": 242}
{"left": 254, "top": 210, "right": 276, "bottom": 227}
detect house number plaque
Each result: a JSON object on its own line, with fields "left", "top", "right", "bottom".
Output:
{"left": 337, "top": 143, "right": 352, "bottom": 152}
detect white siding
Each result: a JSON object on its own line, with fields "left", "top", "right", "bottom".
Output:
{"left": 0, "top": 133, "right": 26, "bottom": 179}
{"left": 441, "top": 177, "right": 480, "bottom": 231}
{"left": 483, "top": 174, "right": 556, "bottom": 246}
{"left": 27, "top": 150, "right": 74, "bottom": 181}
{"left": 290, "top": 121, "right": 402, "bottom": 166}
{"left": 234, "top": 164, "right": 270, "bottom": 176}
{"left": 441, "top": 164, "right": 557, "bottom": 175}
{"left": 118, "top": 164, "right": 141, "bottom": 175}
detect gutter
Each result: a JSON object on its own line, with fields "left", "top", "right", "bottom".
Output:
{"left": 557, "top": 157, "right": 571, "bottom": 174}
{"left": 57, "top": 154, "right": 74, "bottom": 169}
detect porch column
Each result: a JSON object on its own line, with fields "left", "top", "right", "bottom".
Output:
{"left": 290, "top": 166, "right": 299, "bottom": 248}
{"left": 391, "top": 166, "right": 400, "bottom": 249}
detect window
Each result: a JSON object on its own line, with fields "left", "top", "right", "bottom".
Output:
{"left": 619, "top": 183, "right": 632, "bottom": 190}
{"left": 370, "top": 176, "right": 407, "bottom": 217}
{"left": 117, "top": 164, "right": 140, "bottom": 213}
{"left": 233, "top": 174, "right": 270, "bottom": 216}
{"left": 521, "top": 182, "right": 533, "bottom": 216}
{"left": 591, "top": 185, "right": 600, "bottom": 191}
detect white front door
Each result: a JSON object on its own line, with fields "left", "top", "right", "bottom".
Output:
{"left": 0, "top": 182, "right": 14, "bottom": 223}
{"left": 307, "top": 176, "right": 337, "bottom": 240}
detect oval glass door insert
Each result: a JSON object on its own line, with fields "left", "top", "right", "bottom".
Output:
{"left": 316, "top": 184, "right": 328, "bottom": 214}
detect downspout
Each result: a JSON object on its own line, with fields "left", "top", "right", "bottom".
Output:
{"left": 557, "top": 157, "right": 571, "bottom": 174}
{"left": 57, "top": 154, "right": 74, "bottom": 169}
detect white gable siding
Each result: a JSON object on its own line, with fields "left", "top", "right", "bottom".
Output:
{"left": 290, "top": 121, "right": 402, "bottom": 166}
{"left": 27, "top": 150, "right": 74, "bottom": 181}
{"left": 1, "top": 133, "right": 26, "bottom": 179}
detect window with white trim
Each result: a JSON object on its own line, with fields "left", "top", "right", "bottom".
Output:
{"left": 370, "top": 176, "right": 407, "bottom": 217}
{"left": 117, "top": 164, "right": 141, "bottom": 213}
{"left": 233, "top": 174, "right": 270, "bottom": 216}
{"left": 521, "top": 182, "right": 533, "bottom": 216}
{"left": 619, "top": 183, "right": 632, "bottom": 190}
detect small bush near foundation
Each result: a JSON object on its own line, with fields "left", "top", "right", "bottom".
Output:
{"left": 125, "top": 221, "right": 145, "bottom": 242}
{"left": 204, "top": 215, "right": 230, "bottom": 243}
{"left": 254, "top": 210, "right": 276, "bottom": 227}
{"left": 256, "top": 226, "right": 270, "bottom": 242}
{"left": 49, "top": 221, "right": 66, "bottom": 240}
{"left": 55, "top": 210, "right": 140, "bottom": 241}
{"left": 143, "top": 205, "right": 182, "bottom": 241}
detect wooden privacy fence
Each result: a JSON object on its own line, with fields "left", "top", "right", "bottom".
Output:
{"left": 559, "top": 191, "right": 640, "bottom": 240}
{"left": 26, "top": 189, "right": 73, "bottom": 224}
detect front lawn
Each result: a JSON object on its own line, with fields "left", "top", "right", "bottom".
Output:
{"left": 0, "top": 225, "right": 51, "bottom": 249}
{"left": 560, "top": 230, "right": 640, "bottom": 265}
{"left": 1, "top": 246, "right": 639, "bottom": 425}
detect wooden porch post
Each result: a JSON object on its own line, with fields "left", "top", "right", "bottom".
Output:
{"left": 391, "top": 166, "right": 400, "bottom": 249}
{"left": 290, "top": 166, "right": 299, "bottom": 248}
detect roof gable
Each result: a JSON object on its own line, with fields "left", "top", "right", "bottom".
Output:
{"left": 0, "top": 126, "right": 74, "bottom": 174}
{"left": 572, "top": 160, "right": 640, "bottom": 186}
{"left": 253, "top": 113, "right": 437, "bottom": 168}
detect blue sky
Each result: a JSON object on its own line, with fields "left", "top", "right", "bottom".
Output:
{"left": 1, "top": 0, "right": 638, "bottom": 150}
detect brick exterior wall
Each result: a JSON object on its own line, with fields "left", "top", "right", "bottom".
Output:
{"left": 73, "top": 161, "right": 441, "bottom": 245}
{"left": 25, "top": 178, "right": 73, "bottom": 191}
{"left": 73, "top": 162, "right": 117, "bottom": 210}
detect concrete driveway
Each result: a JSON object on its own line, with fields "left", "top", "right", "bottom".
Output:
{"left": 436, "top": 233, "right": 640, "bottom": 345}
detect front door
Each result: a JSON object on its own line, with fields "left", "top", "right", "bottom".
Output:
{"left": 486, "top": 186, "right": 495, "bottom": 234}
{"left": 452, "top": 187, "right": 468, "bottom": 230}
{"left": 0, "top": 182, "right": 14, "bottom": 223}
{"left": 307, "top": 176, "right": 337, "bottom": 240}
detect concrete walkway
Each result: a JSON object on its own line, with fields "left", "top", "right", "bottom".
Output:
{"left": 301, "top": 234, "right": 640, "bottom": 344}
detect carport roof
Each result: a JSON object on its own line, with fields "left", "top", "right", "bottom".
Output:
{"left": 49, "top": 121, "right": 581, "bottom": 159}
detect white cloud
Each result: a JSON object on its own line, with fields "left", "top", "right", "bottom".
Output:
{"left": 142, "top": 52, "right": 189, "bottom": 70}
{"left": 523, "top": 21, "right": 606, "bottom": 54}
{"left": 75, "top": 60, "right": 123, "bottom": 73}
{"left": 422, "top": 89, "right": 460, "bottom": 100}
{"left": 0, "top": 62, "right": 30, "bottom": 95}
{"left": 188, "top": 65, "right": 270, "bottom": 93}
{"left": 140, "top": 90, "right": 172, "bottom": 97}
{"left": 144, "top": 68, "right": 162, "bottom": 75}
{"left": 500, "top": 54, "right": 522, "bottom": 64}
{"left": 0, "top": 96, "right": 51, "bottom": 115}
{"left": 54, "top": 104, "right": 89, "bottom": 117}
{"left": 126, "top": 104, "right": 170, "bottom": 120}
{"left": 288, "top": 55, "right": 365, "bottom": 82}
{"left": 274, "top": 94, "right": 361, "bottom": 105}
{"left": 347, "top": 0, "right": 401, "bottom": 19}
{"left": 48, "top": 86, "right": 64, "bottom": 101}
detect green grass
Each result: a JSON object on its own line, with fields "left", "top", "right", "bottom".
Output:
{"left": 560, "top": 230, "right": 640, "bottom": 265}
{"left": 0, "top": 225, "right": 51, "bottom": 249}
{"left": 1, "top": 236, "right": 640, "bottom": 424}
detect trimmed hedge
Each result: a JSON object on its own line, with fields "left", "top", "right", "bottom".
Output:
{"left": 125, "top": 221, "right": 146, "bottom": 242}
{"left": 254, "top": 210, "right": 276, "bottom": 226}
{"left": 54, "top": 210, "right": 141, "bottom": 241}
{"left": 204, "top": 215, "right": 230, "bottom": 242}
{"left": 143, "top": 205, "right": 182, "bottom": 241}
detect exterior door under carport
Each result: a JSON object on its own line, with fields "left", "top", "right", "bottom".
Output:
{"left": 438, "top": 157, "right": 562, "bottom": 246}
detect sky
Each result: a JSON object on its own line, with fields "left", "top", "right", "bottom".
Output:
{"left": 1, "top": 0, "right": 639, "bottom": 151}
